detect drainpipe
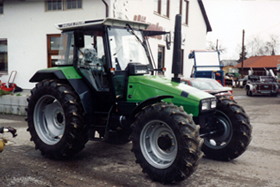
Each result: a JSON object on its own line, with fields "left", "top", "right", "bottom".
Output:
{"left": 102, "top": 0, "right": 109, "bottom": 18}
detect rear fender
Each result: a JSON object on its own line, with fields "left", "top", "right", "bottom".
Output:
{"left": 29, "top": 68, "right": 95, "bottom": 125}
{"left": 29, "top": 69, "right": 67, "bottom": 82}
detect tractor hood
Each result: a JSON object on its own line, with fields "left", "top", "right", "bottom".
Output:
{"left": 127, "top": 75, "right": 215, "bottom": 116}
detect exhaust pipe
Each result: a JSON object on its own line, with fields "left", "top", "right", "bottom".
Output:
{"left": 172, "top": 14, "right": 182, "bottom": 83}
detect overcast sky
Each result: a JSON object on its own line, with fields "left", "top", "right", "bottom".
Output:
{"left": 203, "top": 0, "right": 280, "bottom": 60}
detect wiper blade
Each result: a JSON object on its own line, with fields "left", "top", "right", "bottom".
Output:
{"left": 126, "top": 24, "right": 144, "bottom": 46}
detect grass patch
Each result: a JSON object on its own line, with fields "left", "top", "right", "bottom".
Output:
{"left": 0, "top": 90, "right": 11, "bottom": 96}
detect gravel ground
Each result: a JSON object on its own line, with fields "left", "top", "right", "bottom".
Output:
{"left": 0, "top": 87, "right": 279, "bottom": 187}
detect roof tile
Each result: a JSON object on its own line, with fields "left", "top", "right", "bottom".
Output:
{"left": 234, "top": 55, "right": 280, "bottom": 68}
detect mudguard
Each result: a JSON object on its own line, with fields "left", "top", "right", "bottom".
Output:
{"left": 128, "top": 95, "right": 174, "bottom": 123}
{"left": 29, "top": 67, "right": 95, "bottom": 125}
{"left": 29, "top": 67, "right": 82, "bottom": 82}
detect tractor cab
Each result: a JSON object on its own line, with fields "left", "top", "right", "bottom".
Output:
{"left": 56, "top": 19, "right": 151, "bottom": 97}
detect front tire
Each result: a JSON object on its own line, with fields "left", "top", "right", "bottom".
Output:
{"left": 201, "top": 97, "right": 252, "bottom": 161}
{"left": 131, "top": 102, "right": 203, "bottom": 183}
{"left": 26, "top": 79, "right": 88, "bottom": 159}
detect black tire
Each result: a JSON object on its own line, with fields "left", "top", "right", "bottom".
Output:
{"left": 246, "top": 88, "right": 252, "bottom": 96}
{"left": 201, "top": 97, "right": 252, "bottom": 161}
{"left": 271, "top": 92, "right": 278, "bottom": 97}
{"left": 26, "top": 79, "right": 88, "bottom": 159}
{"left": 130, "top": 102, "right": 203, "bottom": 184}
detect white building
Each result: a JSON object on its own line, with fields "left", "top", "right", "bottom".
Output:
{"left": 0, "top": 0, "right": 211, "bottom": 89}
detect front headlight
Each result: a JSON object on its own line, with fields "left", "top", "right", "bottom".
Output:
{"left": 211, "top": 100, "right": 216, "bottom": 108}
{"left": 201, "top": 98, "right": 216, "bottom": 111}
{"left": 201, "top": 102, "right": 209, "bottom": 110}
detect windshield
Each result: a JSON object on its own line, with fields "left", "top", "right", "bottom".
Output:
{"left": 191, "top": 79, "right": 223, "bottom": 90}
{"left": 108, "top": 27, "right": 150, "bottom": 70}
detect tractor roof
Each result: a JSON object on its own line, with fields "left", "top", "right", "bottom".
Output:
{"left": 56, "top": 18, "right": 149, "bottom": 31}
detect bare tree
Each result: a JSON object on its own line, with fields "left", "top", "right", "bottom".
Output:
{"left": 207, "top": 40, "right": 226, "bottom": 53}
{"left": 266, "top": 34, "right": 279, "bottom": 55}
{"left": 247, "top": 36, "right": 264, "bottom": 56}
{"left": 246, "top": 35, "right": 279, "bottom": 56}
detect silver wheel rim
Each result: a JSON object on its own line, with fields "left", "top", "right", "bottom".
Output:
{"left": 34, "top": 95, "right": 65, "bottom": 145}
{"left": 140, "top": 120, "right": 178, "bottom": 169}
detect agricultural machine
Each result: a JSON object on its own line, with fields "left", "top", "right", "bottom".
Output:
{"left": 0, "top": 127, "right": 17, "bottom": 153}
{"left": 26, "top": 15, "right": 251, "bottom": 183}
{"left": 189, "top": 50, "right": 225, "bottom": 86}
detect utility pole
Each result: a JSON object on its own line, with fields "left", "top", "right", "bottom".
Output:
{"left": 216, "top": 39, "right": 219, "bottom": 50}
{"left": 241, "top": 29, "right": 245, "bottom": 78}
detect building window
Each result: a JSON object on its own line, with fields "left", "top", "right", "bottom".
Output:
{"left": 158, "top": 45, "right": 165, "bottom": 75}
{"left": 154, "top": 0, "right": 161, "bottom": 14}
{"left": 47, "top": 34, "right": 61, "bottom": 67}
{"left": 177, "top": 0, "right": 189, "bottom": 24}
{"left": 182, "top": 0, "right": 189, "bottom": 24}
{"left": 46, "top": 0, "right": 62, "bottom": 11}
{"left": 66, "top": 0, "right": 82, "bottom": 10}
{"left": 0, "top": 1, "right": 3, "bottom": 14}
{"left": 154, "top": 0, "right": 170, "bottom": 18}
{"left": 46, "top": 0, "right": 82, "bottom": 11}
{"left": 0, "top": 39, "right": 8, "bottom": 73}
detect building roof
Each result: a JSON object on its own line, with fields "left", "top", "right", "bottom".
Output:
{"left": 234, "top": 55, "right": 280, "bottom": 68}
{"left": 221, "top": 60, "right": 238, "bottom": 67}
{"left": 198, "top": 0, "right": 212, "bottom": 32}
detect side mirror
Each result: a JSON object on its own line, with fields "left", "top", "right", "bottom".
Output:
{"left": 74, "top": 30, "right": 84, "bottom": 48}
{"left": 165, "top": 33, "right": 171, "bottom": 50}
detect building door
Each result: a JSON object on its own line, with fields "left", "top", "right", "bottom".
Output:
{"left": 47, "top": 34, "right": 61, "bottom": 67}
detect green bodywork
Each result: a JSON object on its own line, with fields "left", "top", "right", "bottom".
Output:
{"left": 127, "top": 75, "right": 213, "bottom": 117}
{"left": 42, "top": 66, "right": 82, "bottom": 79}
{"left": 31, "top": 66, "right": 214, "bottom": 118}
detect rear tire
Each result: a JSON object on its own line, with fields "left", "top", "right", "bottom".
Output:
{"left": 201, "top": 97, "right": 252, "bottom": 161}
{"left": 26, "top": 79, "right": 88, "bottom": 159}
{"left": 246, "top": 88, "right": 252, "bottom": 96}
{"left": 131, "top": 102, "right": 203, "bottom": 183}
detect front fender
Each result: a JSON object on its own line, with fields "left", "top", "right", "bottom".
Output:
{"left": 128, "top": 95, "right": 173, "bottom": 122}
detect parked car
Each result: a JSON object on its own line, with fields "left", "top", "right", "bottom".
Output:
{"left": 181, "top": 78, "right": 233, "bottom": 100}
{"left": 238, "top": 75, "right": 248, "bottom": 88}
{"left": 225, "top": 75, "right": 236, "bottom": 88}
{"left": 245, "top": 75, "right": 279, "bottom": 96}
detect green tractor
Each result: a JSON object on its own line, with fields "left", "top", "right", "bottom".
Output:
{"left": 26, "top": 15, "right": 251, "bottom": 183}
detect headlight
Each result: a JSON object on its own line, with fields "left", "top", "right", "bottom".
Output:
{"left": 201, "top": 98, "right": 216, "bottom": 111}
{"left": 211, "top": 100, "right": 216, "bottom": 108}
{"left": 201, "top": 102, "right": 209, "bottom": 110}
